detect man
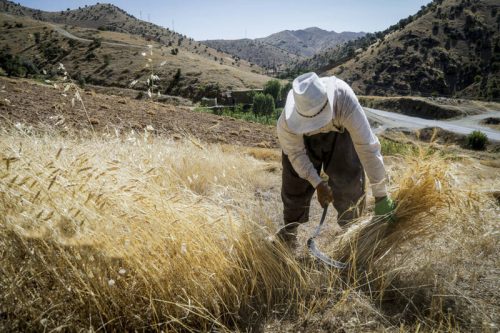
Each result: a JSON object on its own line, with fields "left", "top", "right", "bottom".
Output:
{"left": 277, "top": 72, "right": 395, "bottom": 247}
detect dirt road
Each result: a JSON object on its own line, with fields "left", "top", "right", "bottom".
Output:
{"left": 51, "top": 24, "right": 145, "bottom": 49}
{"left": 365, "top": 107, "right": 500, "bottom": 142}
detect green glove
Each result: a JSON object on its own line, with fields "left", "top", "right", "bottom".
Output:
{"left": 374, "top": 196, "right": 396, "bottom": 223}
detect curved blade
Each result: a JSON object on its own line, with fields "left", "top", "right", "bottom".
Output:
{"left": 307, "top": 238, "right": 347, "bottom": 269}
{"left": 307, "top": 206, "right": 347, "bottom": 269}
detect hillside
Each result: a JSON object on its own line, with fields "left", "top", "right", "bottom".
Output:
{"left": 0, "top": 76, "right": 278, "bottom": 146}
{"left": 258, "top": 27, "right": 365, "bottom": 58}
{"left": 0, "top": 1, "right": 271, "bottom": 100}
{"left": 200, "top": 38, "right": 301, "bottom": 72}
{"left": 202, "top": 27, "right": 364, "bottom": 70}
{"left": 290, "top": 0, "right": 500, "bottom": 101}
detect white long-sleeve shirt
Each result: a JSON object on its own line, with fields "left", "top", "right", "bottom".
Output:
{"left": 277, "top": 77, "right": 388, "bottom": 198}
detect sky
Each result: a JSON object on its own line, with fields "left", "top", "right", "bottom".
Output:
{"left": 16, "top": 0, "right": 431, "bottom": 40}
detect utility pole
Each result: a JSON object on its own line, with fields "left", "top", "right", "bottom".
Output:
{"left": 172, "top": 19, "right": 175, "bottom": 32}
{"left": 139, "top": 10, "right": 142, "bottom": 19}
{"left": 147, "top": 14, "right": 150, "bottom": 22}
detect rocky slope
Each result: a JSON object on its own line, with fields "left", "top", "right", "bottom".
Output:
{"left": 288, "top": 0, "right": 500, "bottom": 101}
{"left": 0, "top": 0, "right": 271, "bottom": 100}
{"left": 202, "top": 27, "right": 364, "bottom": 70}
{"left": 258, "top": 27, "right": 365, "bottom": 57}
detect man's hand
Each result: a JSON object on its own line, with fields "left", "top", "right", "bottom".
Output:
{"left": 316, "top": 181, "right": 333, "bottom": 208}
{"left": 374, "top": 196, "right": 396, "bottom": 223}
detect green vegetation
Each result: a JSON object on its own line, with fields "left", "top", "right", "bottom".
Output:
{"left": 263, "top": 79, "right": 281, "bottom": 106}
{"left": 88, "top": 38, "right": 101, "bottom": 52}
{"left": 379, "top": 137, "right": 416, "bottom": 156}
{"left": 252, "top": 93, "right": 275, "bottom": 118}
{"left": 194, "top": 104, "right": 281, "bottom": 126}
{"left": 165, "top": 68, "right": 182, "bottom": 94}
{"left": 39, "top": 41, "right": 68, "bottom": 63}
{"left": 33, "top": 32, "right": 41, "bottom": 44}
{"left": 103, "top": 54, "right": 111, "bottom": 66}
{"left": 0, "top": 50, "right": 39, "bottom": 77}
{"left": 466, "top": 130, "right": 488, "bottom": 150}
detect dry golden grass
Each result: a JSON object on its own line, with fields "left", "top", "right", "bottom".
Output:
{"left": 0, "top": 128, "right": 498, "bottom": 332}
{"left": 334, "top": 148, "right": 480, "bottom": 269}
{"left": 0, "top": 130, "right": 306, "bottom": 332}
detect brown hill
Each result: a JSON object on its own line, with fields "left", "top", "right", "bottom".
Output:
{"left": 288, "top": 0, "right": 499, "bottom": 101}
{"left": 202, "top": 28, "right": 365, "bottom": 71}
{"left": 0, "top": 1, "right": 271, "bottom": 100}
{"left": 201, "top": 38, "right": 301, "bottom": 72}
{"left": 257, "top": 27, "right": 365, "bottom": 58}
{"left": 330, "top": 0, "right": 500, "bottom": 100}
{"left": 257, "top": 27, "right": 365, "bottom": 57}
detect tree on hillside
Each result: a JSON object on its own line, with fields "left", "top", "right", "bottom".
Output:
{"left": 263, "top": 79, "right": 281, "bottom": 106}
{"left": 253, "top": 93, "right": 275, "bottom": 118}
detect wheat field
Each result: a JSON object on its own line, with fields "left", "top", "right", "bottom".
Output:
{"left": 0, "top": 128, "right": 498, "bottom": 332}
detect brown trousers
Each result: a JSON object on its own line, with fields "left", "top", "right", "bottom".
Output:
{"left": 281, "top": 130, "right": 366, "bottom": 228}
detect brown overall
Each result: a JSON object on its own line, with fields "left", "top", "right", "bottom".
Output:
{"left": 281, "top": 130, "right": 366, "bottom": 230}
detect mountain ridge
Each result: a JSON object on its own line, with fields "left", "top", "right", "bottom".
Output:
{"left": 202, "top": 27, "right": 365, "bottom": 70}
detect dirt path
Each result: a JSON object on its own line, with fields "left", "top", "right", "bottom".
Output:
{"left": 0, "top": 77, "right": 278, "bottom": 147}
{"left": 51, "top": 24, "right": 145, "bottom": 49}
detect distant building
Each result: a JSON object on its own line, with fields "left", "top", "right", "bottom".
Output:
{"left": 219, "top": 89, "right": 263, "bottom": 106}
{"left": 200, "top": 97, "right": 217, "bottom": 107}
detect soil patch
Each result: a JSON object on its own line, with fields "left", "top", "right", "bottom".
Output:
{"left": 0, "top": 77, "right": 278, "bottom": 147}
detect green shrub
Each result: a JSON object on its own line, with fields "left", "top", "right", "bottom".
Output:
{"left": 263, "top": 94, "right": 275, "bottom": 117}
{"left": 252, "top": 93, "right": 275, "bottom": 118}
{"left": 466, "top": 131, "right": 488, "bottom": 150}
{"left": 34, "top": 32, "right": 41, "bottom": 43}
{"left": 88, "top": 38, "right": 101, "bottom": 51}
{"left": 263, "top": 79, "right": 281, "bottom": 105}
{"left": 68, "top": 39, "right": 78, "bottom": 48}
{"left": 85, "top": 52, "right": 96, "bottom": 61}
{"left": 41, "top": 43, "right": 66, "bottom": 62}
{"left": 0, "top": 51, "right": 39, "bottom": 77}
{"left": 103, "top": 54, "right": 111, "bottom": 66}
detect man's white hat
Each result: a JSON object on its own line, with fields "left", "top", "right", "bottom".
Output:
{"left": 284, "top": 72, "right": 334, "bottom": 134}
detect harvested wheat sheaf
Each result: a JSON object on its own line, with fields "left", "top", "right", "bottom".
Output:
{"left": 0, "top": 131, "right": 305, "bottom": 332}
{"left": 333, "top": 149, "right": 480, "bottom": 270}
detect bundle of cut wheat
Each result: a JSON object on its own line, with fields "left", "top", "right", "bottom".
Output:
{"left": 334, "top": 149, "right": 475, "bottom": 270}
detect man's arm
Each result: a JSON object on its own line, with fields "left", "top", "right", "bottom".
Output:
{"left": 336, "top": 81, "right": 388, "bottom": 198}
{"left": 277, "top": 113, "right": 323, "bottom": 188}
